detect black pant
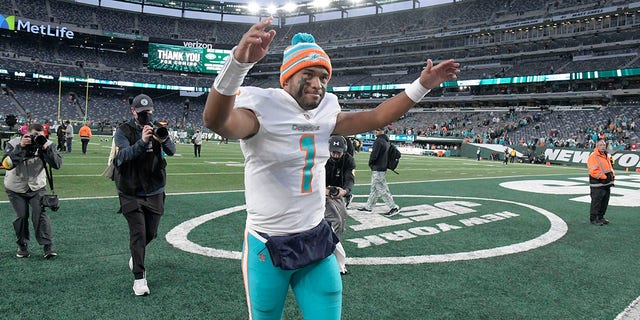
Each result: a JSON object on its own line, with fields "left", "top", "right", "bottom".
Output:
{"left": 194, "top": 144, "right": 201, "bottom": 157}
{"left": 589, "top": 186, "right": 611, "bottom": 221}
{"left": 119, "top": 193, "right": 165, "bottom": 279}
{"left": 7, "top": 188, "right": 53, "bottom": 247}
{"left": 81, "top": 138, "right": 90, "bottom": 154}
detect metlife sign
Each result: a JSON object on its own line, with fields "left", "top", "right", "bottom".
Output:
{"left": 0, "top": 13, "right": 74, "bottom": 39}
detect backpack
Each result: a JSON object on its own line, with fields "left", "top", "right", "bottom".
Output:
{"left": 387, "top": 143, "right": 401, "bottom": 174}
{"left": 101, "top": 138, "right": 117, "bottom": 180}
{"left": 102, "top": 123, "right": 133, "bottom": 180}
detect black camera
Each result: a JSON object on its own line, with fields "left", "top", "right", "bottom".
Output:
{"left": 25, "top": 134, "right": 48, "bottom": 156}
{"left": 41, "top": 194, "right": 59, "bottom": 211}
{"left": 143, "top": 121, "right": 168, "bottom": 140}
{"left": 153, "top": 123, "right": 169, "bottom": 140}
{"left": 138, "top": 110, "right": 168, "bottom": 140}
{"left": 328, "top": 186, "right": 340, "bottom": 197}
{"left": 30, "top": 134, "right": 48, "bottom": 146}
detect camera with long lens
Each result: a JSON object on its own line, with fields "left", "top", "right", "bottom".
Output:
{"left": 25, "top": 134, "right": 48, "bottom": 157}
{"left": 138, "top": 110, "right": 168, "bottom": 140}
{"left": 151, "top": 121, "right": 169, "bottom": 140}
{"left": 328, "top": 186, "right": 340, "bottom": 197}
{"left": 141, "top": 119, "right": 168, "bottom": 140}
{"left": 31, "top": 134, "right": 48, "bottom": 146}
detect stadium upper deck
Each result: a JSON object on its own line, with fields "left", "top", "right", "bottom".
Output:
{"left": 0, "top": 0, "right": 638, "bottom": 111}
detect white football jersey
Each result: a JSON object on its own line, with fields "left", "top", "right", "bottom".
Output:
{"left": 235, "top": 86, "right": 340, "bottom": 235}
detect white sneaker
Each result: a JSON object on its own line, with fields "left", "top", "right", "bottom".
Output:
{"left": 133, "top": 279, "right": 150, "bottom": 296}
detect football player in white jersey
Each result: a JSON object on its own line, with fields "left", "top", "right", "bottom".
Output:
{"left": 203, "top": 17, "right": 459, "bottom": 320}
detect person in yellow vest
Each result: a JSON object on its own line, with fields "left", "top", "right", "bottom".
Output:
{"left": 510, "top": 148, "right": 516, "bottom": 163}
{"left": 78, "top": 122, "right": 93, "bottom": 155}
{"left": 587, "top": 139, "right": 615, "bottom": 226}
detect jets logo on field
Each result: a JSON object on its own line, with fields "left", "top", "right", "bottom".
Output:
{"left": 165, "top": 195, "right": 567, "bottom": 265}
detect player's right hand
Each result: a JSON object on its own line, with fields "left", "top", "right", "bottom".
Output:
{"left": 234, "top": 17, "right": 276, "bottom": 64}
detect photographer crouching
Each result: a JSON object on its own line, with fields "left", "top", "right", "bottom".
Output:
{"left": 2, "top": 123, "right": 63, "bottom": 259}
{"left": 325, "top": 136, "right": 356, "bottom": 275}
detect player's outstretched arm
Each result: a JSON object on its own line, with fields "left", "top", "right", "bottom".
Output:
{"left": 203, "top": 18, "right": 276, "bottom": 139}
{"left": 334, "top": 58, "right": 459, "bottom": 136}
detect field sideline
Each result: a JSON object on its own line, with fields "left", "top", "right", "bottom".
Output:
{"left": 1, "top": 137, "right": 639, "bottom": 319}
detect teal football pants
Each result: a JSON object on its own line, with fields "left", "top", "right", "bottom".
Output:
{"left": 242, "top": 229, "right": 342, "bottom": 320}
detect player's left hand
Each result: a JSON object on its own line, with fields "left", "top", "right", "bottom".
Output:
{"left": 419, "top": 59, "right": 460, "bottom": 89}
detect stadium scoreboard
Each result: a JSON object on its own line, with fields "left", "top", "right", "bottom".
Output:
{"left": 147, "top": 43, "right": 231, "bottom": 74}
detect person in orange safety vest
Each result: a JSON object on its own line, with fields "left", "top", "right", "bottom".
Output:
{"left": 78, "top": 122, "right": 93, "bottom": 155}
{"left": 587, "top": 139, "right": 615, "bottom": 226}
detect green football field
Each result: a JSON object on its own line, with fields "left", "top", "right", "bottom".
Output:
{"left": 1, "top": 136, "right": 639, "bottom": 320}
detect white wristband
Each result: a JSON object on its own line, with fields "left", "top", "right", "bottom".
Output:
{"left": 213, "top": 47, "right": 255, "bottom": 96}
{"left": 404, "top": 78, "right": 431, "bottom": 103}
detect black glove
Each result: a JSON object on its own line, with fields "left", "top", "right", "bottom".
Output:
{"left": 604, "top": 172, "right": 614, "bottom": 183}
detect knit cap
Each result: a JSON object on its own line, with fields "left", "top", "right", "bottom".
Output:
{"left": 279, "top": 33, "right": 332, "bottom": 87}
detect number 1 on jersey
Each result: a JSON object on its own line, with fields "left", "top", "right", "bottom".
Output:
{"left": 299, "top": 134, "right": 315, "bottom": 193}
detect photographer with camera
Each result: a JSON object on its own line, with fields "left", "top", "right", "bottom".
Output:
{"left": 113, "top": 94, "right": 175, "bottom": 296}
{"left": 325, "top": 135, "right": 356, "bottom": 275}
{"left": 2, "top": 123, "right": 63, "bottom": 259}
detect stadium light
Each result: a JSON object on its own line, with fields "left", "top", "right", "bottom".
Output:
{"left": 267, "top": 4, "right": 278, "bottom": 15}
{"left": 283, "top": 2, "right": 297, "bottom": 13}
{"left": 311, "top": 0, "right": 331, "bottom": 9}
{"left": 246, "top": 2, "right": 260, "bottom": 14}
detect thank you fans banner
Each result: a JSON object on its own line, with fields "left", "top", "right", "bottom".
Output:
{"left": 147, "top": 43, "right": 231, "bottom": 74}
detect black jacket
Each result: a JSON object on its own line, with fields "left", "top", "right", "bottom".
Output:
{"left": 113, "top": 119, "right": 176, "bottom": 196}
{"left": 325, "top": 153, "right": 356, "bottom": 194}
{"left": 368, "top": 133, "right": 389, "bottom": 172}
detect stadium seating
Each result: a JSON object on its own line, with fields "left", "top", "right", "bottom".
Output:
{"left": 0, "top": 0, "right": 637, "bottom": 147}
